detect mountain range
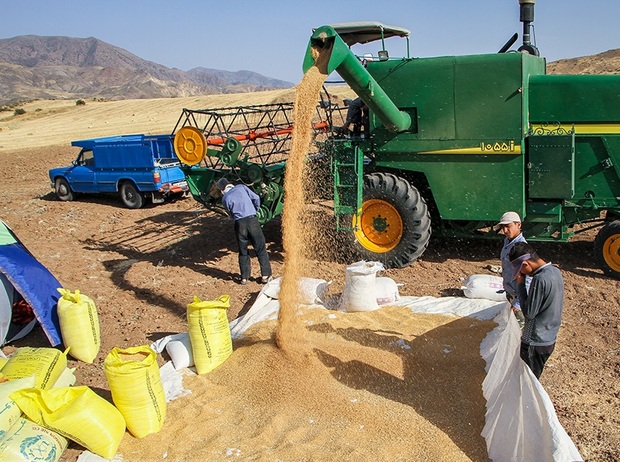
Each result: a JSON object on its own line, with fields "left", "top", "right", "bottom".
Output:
{"left": 0, "top": 35, "right": 618, "bottom": 105}
{"left": 0, "top": 35, "right": 294, "bottom": 104}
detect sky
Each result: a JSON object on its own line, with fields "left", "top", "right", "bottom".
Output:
{"left": 1, "top": 0, "right": 619, "bottom": 84}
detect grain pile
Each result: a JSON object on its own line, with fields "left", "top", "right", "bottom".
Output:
{"left": 119, "top": 307, "right": 495, "bottom": 461}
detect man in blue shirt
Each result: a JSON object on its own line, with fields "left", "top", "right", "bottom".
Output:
{"left": 497, "top": 211, "right": 528, "bottom": 328}
{"left": 217, "top": 178, "right": 272, "bottom": 285}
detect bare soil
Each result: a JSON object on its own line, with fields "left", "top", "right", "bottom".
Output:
{"left": 0, "top": 95, "right": 618, "bottom": 461}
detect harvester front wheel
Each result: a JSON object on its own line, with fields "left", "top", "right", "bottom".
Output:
{"left": 594, "top": 220, "right": 620, "bottom": 279}
{"left": 120, "top": 182, "right": 144, "bottom": 209}
{"left": 54, "top": 178, "right": 74, "bottom": 201}
{"left": 352, "top": 173, "right": 431, "bottom": 268}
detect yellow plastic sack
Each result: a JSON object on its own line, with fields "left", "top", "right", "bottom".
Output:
{"left": 104, "top": 345, "right": 166, "bottom": 438}
{"left": 0, "top": 357, "right": 8, "bottom": 370}
{"left": 0, "top": 417, "right": 68, "bottom": 462}
{"left": 57, "top": 288, "right": 101, "bottom": 363}
{"left": 187, "top": 294, "right": 233, "bottom": 374}
{"left": 9, "top": 386, "right": 125, "bottom": 460}
{"left": 0, "top": 375, "right": 35, "bottom": 433}
{"left": 1, "top": 347, "right": 67, "bottom": 389}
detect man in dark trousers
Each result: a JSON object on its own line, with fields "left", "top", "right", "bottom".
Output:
{"left": 509, "top": 241, "right": 564, "bottom": 379}
{"left": 217, "top": 178, "right": 272, "bottom": 285}
{"left": 343, "top": 97, "right": 369, "bottom": 138}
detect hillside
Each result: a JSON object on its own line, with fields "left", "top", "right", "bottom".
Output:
{"left": 1, "top": 34, "right": 618, "bottom": 105}
{"left": 547, "top": 48, "right": 620, "bottom": 75}
{"left": 0, "top": 86, "right": 356, "bottom": 153}
{"left": 0, "top": 35, "right": 293, "bottom": 104}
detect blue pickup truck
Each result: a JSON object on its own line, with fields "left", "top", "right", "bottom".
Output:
{"left": 48, "top": 134, "right": 189, "bottom": 209}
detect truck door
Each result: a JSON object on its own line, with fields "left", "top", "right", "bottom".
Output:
{"left": 67, "top": 149, "right": 97, "bottom": 193}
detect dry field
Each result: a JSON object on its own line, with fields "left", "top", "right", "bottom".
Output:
{"left": 0, "top": 91, "right": 618, "bottom": 461}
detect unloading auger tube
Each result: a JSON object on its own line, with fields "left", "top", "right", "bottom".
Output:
{"left": 303, "top": 25, "right": 411, "bottom": 133}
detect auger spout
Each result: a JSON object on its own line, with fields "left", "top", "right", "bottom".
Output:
{"left": 303, "top": 25, "right": 411, "bottom": 133}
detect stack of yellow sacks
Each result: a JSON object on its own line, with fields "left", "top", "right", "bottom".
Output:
{"left": 0, "top": 290, "right": 233, "bottom": 460}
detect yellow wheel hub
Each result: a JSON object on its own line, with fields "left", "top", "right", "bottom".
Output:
{"left": 602, "top": 233, "right": 620, "bottom": 273}
{"left": 354, "top": 199, "right": 403, "bottom": 253}
{"left": 174, "top": 126, "right": 207, "bottom": 166}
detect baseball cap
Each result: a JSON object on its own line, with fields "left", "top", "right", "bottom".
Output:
{"left": 510, "top": 253, "right": 531, "bottom": 279}
{"left": 495, "top": 211, "right": 521, "bottom": 229}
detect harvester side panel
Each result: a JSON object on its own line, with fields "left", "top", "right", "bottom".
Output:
{"left": 368, "top": 57, "right": 456, "bottom": 139}
{"left": 528, "top": 75, "right": 620, "bottom": 210}
{"left": 367, "top": 53, "right": 543, "bottom": 221}
{"left": 529, "top": 75, "right": 620, "bottom": 123}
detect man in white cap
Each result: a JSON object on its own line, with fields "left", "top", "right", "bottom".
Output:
{"left": 216, "top": 177, "right": 272, "bottom": 285}
{"left": 497, "top": 211, "right": 528, "bottom": 327}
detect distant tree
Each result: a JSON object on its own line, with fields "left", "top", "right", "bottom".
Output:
{"left": 13, "top": 108, "right": 25, "bottom": 116}
{"left": 76, "top": 99, "right": 86, "bottom": 106}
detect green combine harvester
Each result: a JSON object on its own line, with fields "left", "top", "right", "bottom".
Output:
{"left": 174, "top": 0, "right": 620, "bottom": 278}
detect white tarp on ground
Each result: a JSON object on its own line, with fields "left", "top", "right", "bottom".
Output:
{"left": 226, "top": 280, "right": 582, "bottom": 462}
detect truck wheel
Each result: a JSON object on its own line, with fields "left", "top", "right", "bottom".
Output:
{"left": 594, "top": 220, "right": 620, "bottom": 279}
{"left": 54, "top": 178, "right": 74, "bottom": 201}
{"left": 352, "top": 172, "right": 431, "bottom": 268}
{"left": 120, "top": 182, "right": 144, "bottom": 209}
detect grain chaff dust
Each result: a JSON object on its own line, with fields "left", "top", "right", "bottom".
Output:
{"left": 275, "top": 45, "right": 331, "bottom": 354}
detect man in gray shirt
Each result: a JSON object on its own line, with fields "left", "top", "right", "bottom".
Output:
{"left": 509, "top": 241, "right": 564, "bottom": 379}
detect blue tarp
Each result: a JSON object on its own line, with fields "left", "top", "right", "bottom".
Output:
{"left": 0, "top": 221, "right": 62, "bottom": 346}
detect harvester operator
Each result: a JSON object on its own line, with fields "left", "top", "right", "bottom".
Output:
{"left": 344, "top": 97, "right": 369, "bottom": 138}
{"left": 217, "top": 178, "right": 272, "bottom": 285}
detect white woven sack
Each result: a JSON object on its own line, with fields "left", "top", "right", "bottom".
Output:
{"left": 297, "top": 277, "right": 330, "bottom": 305}
{"left": 461, "top": 274, "right": 506, "bottom": 301}
{"left": 339, "top": 261, "right": 384, "bottom": 312}
{"left": 166, "top": 335, "right": 194, "bottom": 370}
{"left": 375, "top": 277, "right": 400, "bottom": 305}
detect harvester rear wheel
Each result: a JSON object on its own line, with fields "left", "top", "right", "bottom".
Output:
{"left": 352, "top": 173, "right": 431, "bottom": 268}
{"left": 594, "top": 220, "right": 620, "bottom": 279}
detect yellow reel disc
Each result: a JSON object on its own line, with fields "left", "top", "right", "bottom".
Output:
{"left": 174, "top": 126, "right": 207, "bottom": 166}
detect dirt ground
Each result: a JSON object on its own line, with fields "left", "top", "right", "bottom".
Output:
{"left": 0, "top": 103, "right": 619, "bottom": 460}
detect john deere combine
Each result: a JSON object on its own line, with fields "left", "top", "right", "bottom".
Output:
{"left": 174, "top": 0, "right": 620, "bottom": 278}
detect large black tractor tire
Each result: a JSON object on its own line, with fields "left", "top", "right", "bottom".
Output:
{"left": 594, "top": 220, "right": 620, "bottom": 279}
{"left": 352, "top": 172, "right": 431, "bottom": 268}
{"left": 54, "top": 178, "right": 74, "bottom": 201}
{"left": 120, "top": 182, "right": 145, "bottom": 209}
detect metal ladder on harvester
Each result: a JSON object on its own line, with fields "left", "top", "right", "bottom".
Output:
{"left": 331, "top": 140, "right": 364, "bottom": 231}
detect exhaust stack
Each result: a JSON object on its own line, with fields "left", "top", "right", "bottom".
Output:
{"left": 518, "top": 0, "right": 539, "bottom": 55}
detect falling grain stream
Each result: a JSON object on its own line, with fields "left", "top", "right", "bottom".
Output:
{"left": 276, "top": 45, "right": 331, "bottom": 353}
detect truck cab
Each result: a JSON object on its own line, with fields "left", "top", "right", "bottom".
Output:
{"left": 49, "top": 134, "right": 188, "bottom": 209}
